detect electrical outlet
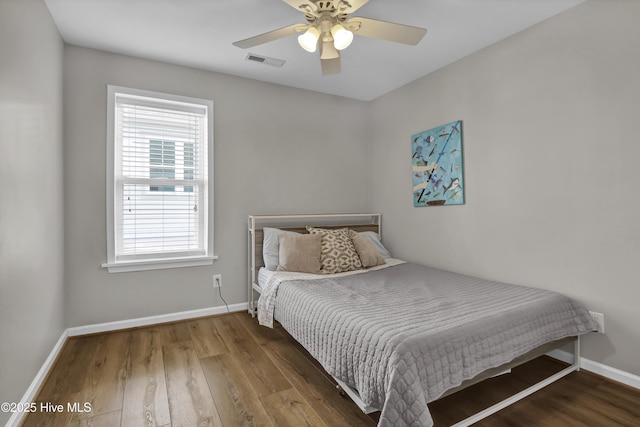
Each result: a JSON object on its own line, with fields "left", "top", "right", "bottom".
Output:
{"left": 213, "top": 274, "right": 222, "bottom": 288}
{"left": 589, "top": 311, "right": 605, "bottom": 334}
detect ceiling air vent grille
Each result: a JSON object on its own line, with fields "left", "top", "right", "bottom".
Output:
{"left": 245, "top": 53, "right": 286, "bottom": 68}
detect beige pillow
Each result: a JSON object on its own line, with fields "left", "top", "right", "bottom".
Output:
{"left": 306, "top": 226, "right": 363, "bottom": 274}
{"left": 276, "top": 234, "right": 322, "bottom": 274}
{"left": 349, "top": 229, "right": 385, "bottom": 268}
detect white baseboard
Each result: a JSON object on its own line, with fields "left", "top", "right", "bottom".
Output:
{"left": 6, "top": 330, "right": 68, "bottom": 427}
{"left": 547, "top": 349, "right": 640, "bottom": 390}
{"left": 67, "top": 302, "right": 248, "bottom": 337}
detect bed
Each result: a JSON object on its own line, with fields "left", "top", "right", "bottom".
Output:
{"left": 247, "top": 213, "right": 597, "bottom": 427}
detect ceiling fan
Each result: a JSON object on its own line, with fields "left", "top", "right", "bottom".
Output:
{"left": 232, "top": 0, "right": 427, "bottom": 75}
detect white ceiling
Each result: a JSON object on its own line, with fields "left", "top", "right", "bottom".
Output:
{"left": 44, "top": 0, "right": 585, "bottom": 101}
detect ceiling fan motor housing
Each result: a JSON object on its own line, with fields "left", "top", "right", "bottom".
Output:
{"left": 303, "top": 1, "right": 349, "bottom": 22}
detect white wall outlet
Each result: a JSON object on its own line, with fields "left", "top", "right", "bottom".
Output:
{"left": 213, "top": 274, "right": 222, "bottom": 288}
{"left": 589, "top": 311, "right": 605, "bottom": 334}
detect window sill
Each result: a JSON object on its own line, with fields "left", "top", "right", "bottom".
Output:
{"left": 101, "top": 255, "right": 218, "bottom": 273}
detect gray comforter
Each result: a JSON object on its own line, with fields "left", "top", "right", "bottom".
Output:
{"left": 262, "top": 262, "right": 597, "bottom": 426}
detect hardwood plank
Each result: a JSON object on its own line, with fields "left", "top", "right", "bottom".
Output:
{"left": 72, "top": 331, "right": 131, "bottom": 421}
{"left": 573, "top": 392, "right": 636, "bottom": 426}
{"left": 37, "top": 336, "right": 101, "bottom": 400}
{"left": 433, "top": 364, "right": 637, "bottom": 427}
{"left": 430, "top": 375, "right": 530, "bottom": 425}
{"left": 260, "top": 388, "right": 326, "bottom": 427}
{"left": 475, "top": 397, "right": 584, "bottom": 427}
{"left": 163, "top": 340, "right": 223, "bottom": 426}
{"left": 188, "top": 317, "right": 229, "bottom": 358}
{"left": 22, "top": 392, "right": 81, "bottom": 427}
{"left": 429, "top": 357, "right": 565, "bottom": 426}
{"left": 233, "top": 312, "right": 285, "bottom": 346}
{"left": 121, "top": 328, "right": 171, "bottom": 427}
{"left": 586, "top": 379, "right": 640, "bottom": 421}
{"left": 211, "top": 315, "right": 291, "bottom": 397}
{"left": 243, "top": 317, "right": 379, "bottom": 425}
{"left": 539, "top": 377, "right": 640, "bottom": 427}
{"left": 262, "top": 337, "right": 375, "bottom": 427}
{"left": 156, "top": 321, "right": 192, "bottom": 345}
{"left": 68, "top": 410, "right": 122, "bottom": 427}
{"left": 200, "top": 353, "right": 275, "bottom": 427}
{"left": 271, "top": 323, "right": 333, "bottom": 379}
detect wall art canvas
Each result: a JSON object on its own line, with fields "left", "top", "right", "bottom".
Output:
{"left": 412, "top": 120, "right": 464, "bottom": 206}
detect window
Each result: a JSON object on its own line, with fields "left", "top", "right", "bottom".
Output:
{"left": 149, "top": 140, "right": 176, "bottom": 192}
{"left": 104, "top": 86, "right": 215, "bottom": 272}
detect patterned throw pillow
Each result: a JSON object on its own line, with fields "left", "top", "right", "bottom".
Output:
{"left": 306, "top": 226, "right": 363, "bottom": 274}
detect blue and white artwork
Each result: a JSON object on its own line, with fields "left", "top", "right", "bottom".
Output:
{"left": 412, "top": 120, "right": 464, "bottom": 207}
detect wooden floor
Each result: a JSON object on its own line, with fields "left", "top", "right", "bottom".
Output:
{"left": 22, "top": 312, "right": 640, "bottom": 427}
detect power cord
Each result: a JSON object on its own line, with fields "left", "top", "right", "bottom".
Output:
{"left": 215, "top": 276, "right": 230, "bottom": 313}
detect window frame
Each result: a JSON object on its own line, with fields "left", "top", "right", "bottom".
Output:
{"left": 103, "top": 85, "right": 216, "bottom": 273}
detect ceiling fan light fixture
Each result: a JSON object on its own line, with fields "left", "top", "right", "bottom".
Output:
{"left": 298, "top": 26, "right": 320, "bottom": 52}
{"left": 331, "top": 24, "right": 353, "bottom": 50}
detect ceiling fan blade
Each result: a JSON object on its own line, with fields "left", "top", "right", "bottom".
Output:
{"left": 233, "top": 23, "right": 307, "bottom": 49}
{"left": 281, "top": 0, "right": 310, "bottom": 9}
{"left": 282, "top": 0, "right": 318, "bottom": 17}
{"left": 281, "top": 0, "right": 370, "bottom": 15}
{"left": 321, "top": 57, "right": 341, "bottom": 75}
{"left": 336, "top": 0, "right": 370, "bottom": 14}
{"left": 346, "top": 17, "right": 427, "bottom": 45}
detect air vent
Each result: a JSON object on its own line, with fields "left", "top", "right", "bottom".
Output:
{"left": 245, "top": 53, "right": 286, "bottom": 68}
{"left": 247, "top": 54, "right": 265, "bottom": 63}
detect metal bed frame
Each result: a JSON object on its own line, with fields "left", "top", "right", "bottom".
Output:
{"left": 247, "top": 213, "right": 583, "bottom": 426}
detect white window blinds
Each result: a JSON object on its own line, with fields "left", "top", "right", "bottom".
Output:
{"left": 105, "top": 86, "right": 214, "bottom": 271}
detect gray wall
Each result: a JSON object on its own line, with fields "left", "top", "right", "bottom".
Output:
{"left": 0, "top": 0, "right": 65, "bottom": 423}
{"left": 63, "top": 46, "right": 370, "bottom": 327}
{"left": 369, "top": 0, "right": 640, "bottom": 376}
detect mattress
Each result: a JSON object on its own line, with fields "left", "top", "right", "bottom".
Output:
{"left": 257, "top": 261, "right": 597, "bottom": 426}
